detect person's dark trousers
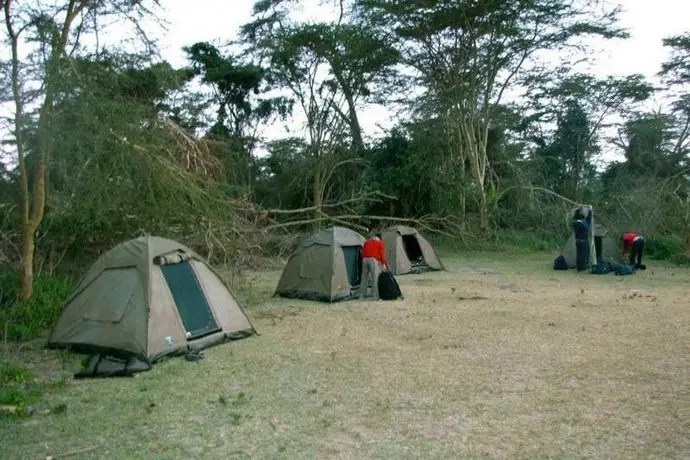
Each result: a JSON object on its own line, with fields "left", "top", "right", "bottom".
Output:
{"left": 630, "top": 239, "right": 644, "bottom": 266}
{"left": 575, "top": 238, "right": 590, "bottom": 271}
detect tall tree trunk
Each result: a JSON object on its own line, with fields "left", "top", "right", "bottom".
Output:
{"left": 460, "top": 116, "right": 491, "bottom": 231}
{"left": 313, "top": 161, "right": 326, "bottom": 224}
{"left": 332, "top": 74, "right": 365, "bottom": 153}
{"left": 5, "top": 0, "right": 83, "bottom": 299}
{"left": 345, "top": 92, "right": 364, "bottom": 153}
{"left": 19, "top": 225, "right": 36, "bottom": 299}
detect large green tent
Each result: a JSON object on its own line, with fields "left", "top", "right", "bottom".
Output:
{"left": 46, "top": 236, "right": 256, "bottom": 377}
{"left": 561, "top": 223, "right": 622, "bottom": 268}
{"left": 381, "top": 225, "right": 444, "bottom": 275}
{"left": 274, "top": 226, "right": 365, "bottom": 302}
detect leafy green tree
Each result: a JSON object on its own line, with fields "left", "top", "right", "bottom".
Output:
{"left": 1, "top": 0, "right": 162, "bottom": 299}
{"left": 242, "top": 0, "right": 399, "bottom": 153}
{"left": 356, "top": 0, "right": 628, "bottom": 230}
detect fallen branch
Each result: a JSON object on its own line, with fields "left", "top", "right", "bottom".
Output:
{"left": 45, "top": 444, "right": 101, "bottom": 459}
{"left": 244, "top": 191, "right": 397, "bottom": 216}
{"left": 263, "top": 213, "right": 463, "bottom": 237}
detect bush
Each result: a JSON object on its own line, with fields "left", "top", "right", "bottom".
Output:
{"left": 0, "top": 362, "right": 33, "bottom": 385}
{"left": 0, "top": 269, "right": 73, "bottom": 340}
{"left": 492, "top": 229, "right": 565, "bottom": 253}
{"left": 0, "top": 363, "right": 38, "bottom": 417}
{"left": 644, "top": 235, "right": 684, "bottom": 261}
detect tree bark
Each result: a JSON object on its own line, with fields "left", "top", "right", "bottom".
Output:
{"left": 5, "top": 0, "right": 84, "bottom": 299}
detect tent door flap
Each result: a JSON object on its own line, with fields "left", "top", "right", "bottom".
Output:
{"left": 160, "top": 261, "right": 220, "bottom": 339}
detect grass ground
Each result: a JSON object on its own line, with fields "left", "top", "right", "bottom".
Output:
{"left": 1, "top": 250, "right": 689, "bottom": 459}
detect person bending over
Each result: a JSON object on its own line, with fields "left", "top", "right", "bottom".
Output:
{"left": 359, "top": 233, "right": 387, "bottom": 299}
{"left": 621, "top": 232, "right": 646, "bottom": 270}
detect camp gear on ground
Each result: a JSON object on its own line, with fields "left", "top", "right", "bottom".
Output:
{"left": 613, "top": 263, "right": 637, "bottom": 276}
{"left": 378, "top": 271, "right": 403, "bottom": 300}
{"left": 380, "top": 226, "right": 443, "bottom": 275}
{"left": 589, "top": 262, "right": 637, "bottom": 276}
{"left": 590, "top": 263, "right": 611, "bottom": 274}
{"left": 274, "top": 226, "right": 365, "bottom": 302}
{"left": 47, "top": 236, "right": 256, "bottom": 378}
{"left": 553, "top": 255, "right": 568, "bottom": 270}
{"left": 360, "top": 256, "right": 383, "bottom": 299}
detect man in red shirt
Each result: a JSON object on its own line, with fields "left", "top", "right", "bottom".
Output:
{"left": 359, "top": 234, "right": 387, "bottom": 299}
{"left": 621, "top": 232, "right": 646, "bottom": 269}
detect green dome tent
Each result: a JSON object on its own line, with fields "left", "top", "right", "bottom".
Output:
{"left": 274, "top": 226, "right": 365, "bottom": 302}
{"left": 561, "top": 223, "right": 622, "bottom": 268}
{"left": 46, "top": 236, "right": 256, "bottom": 377}
{"left": 380, "top": 225, "right": 444, "bottom": 275}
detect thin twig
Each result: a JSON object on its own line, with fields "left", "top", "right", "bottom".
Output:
{"left": 45, "top": 444, "right": 101, "bottom": 459}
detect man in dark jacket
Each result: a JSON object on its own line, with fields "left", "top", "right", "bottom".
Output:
{"left": 571, "top": 206, "right": 592, "bottom": 271}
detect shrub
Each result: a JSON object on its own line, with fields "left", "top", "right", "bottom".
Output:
{"left": 0, "top": 363, "right": 33, "bottom": 385}
{"left": 0, "top": 269, "right": 73, "bottom": 340}
{"left": 644, "top": 235, "right": 684, "bottom": 261}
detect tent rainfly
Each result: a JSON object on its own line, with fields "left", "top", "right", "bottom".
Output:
{"left": 274, "top": 226, "right": 365, "bottom": 302}
{"left": 381, "top": 225, "right": 444, "bottom": 275}
{"left": 46, "top": 236, "right": 256, "bottom": 377}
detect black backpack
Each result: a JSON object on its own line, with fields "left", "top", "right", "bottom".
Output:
{"left": 378, "top": 271, "right": 403, "bottom": 300}
{"left": 553, "top": 255, "right": 568, "bottom": 270}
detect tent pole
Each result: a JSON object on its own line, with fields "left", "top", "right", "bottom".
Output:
{"left": 589, "top": 205, "right": 596, "bottom": 270}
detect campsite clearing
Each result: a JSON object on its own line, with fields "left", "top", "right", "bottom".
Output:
{"left": 2, "top": 250, "right": 689, "bottom": 459}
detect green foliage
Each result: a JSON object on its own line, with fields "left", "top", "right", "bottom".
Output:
{"left": 495, "top": 230, "right": 566, "bottom": 253}
{"left": 0, "top": 270, "right": 73, "bottom": 340}
{"left": 644, "top": 235, "right": 685, "bottom": 261}
{"left": 0, "top": 362, "right": 40, "bottom": 418}
{"left": 0, "top": 363, "right": 33, "bottom": 385}
{"left": 0, "top": 362, "right": 69, "bottom": 419}
{"left": 660, "top": 33, "right": 690, "bottom": 85}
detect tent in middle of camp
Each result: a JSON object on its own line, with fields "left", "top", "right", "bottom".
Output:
{"left": 274, "top": 226, "right": 365, "bottom": 302}
{"left": 380, "top": 225, "right": 444, "bottom": 275}
{"left": 561, "top": 223, "right": 622, "bottom": 268}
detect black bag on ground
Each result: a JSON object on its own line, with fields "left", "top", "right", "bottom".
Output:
{"left": 612, "top": 263, "right": 637, "bottom": 276}
{"left": 378, "top": 271, "right": 403, "bottom": 300}
{"left": 553, "top": 255, "right": 568, "bottom": 270}
{"left": 590, "top": 263, "right": 611, "bottom": 275}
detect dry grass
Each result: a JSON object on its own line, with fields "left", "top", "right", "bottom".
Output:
{"left": 2, "top": 250, "right": 690, "bottom": 459}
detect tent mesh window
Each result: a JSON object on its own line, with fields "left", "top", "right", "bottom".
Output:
{"left": 402, "top": 235, "right": 424, "bottom": 265}
{"left": 160, "top": 260, "right": 220, "bottom": 339}
{"left": 341, "top": 246, "right": 362, "bottom": 287}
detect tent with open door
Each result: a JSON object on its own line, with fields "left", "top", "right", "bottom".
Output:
{"left": 274, "top": 226, "right": 365, "bottom": 302}
{"left": 560, "top": 223, "right": 622, "bottom": 269}
{"left": 46, "top": 236, "right": 256, "bottom": 377}
{"left": 380, "top": 225, "right": 444, "bottom": 275}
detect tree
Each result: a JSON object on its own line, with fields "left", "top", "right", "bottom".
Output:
{"left": 240, "top": 3, "right": 366, "bottom": 220}
{"left": 183, "top": 41, "right": 291, "bottom": 189}
{"left": 531, "top": 101, "right": 597, "bottom": 200}
{"left": 357, "top": 0, "right": 628, "bottom": 229}
{"left": 1, "top": 0, "right": 162, "bottom": 299}
{"left": 658, "top": 33, "right": 690, "bottom": 253}
{"left": 242, "top": 0, "right": 399, "bottom": 153}
{"left": 660, "top": 33, "right": 690, "bottom": 164}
